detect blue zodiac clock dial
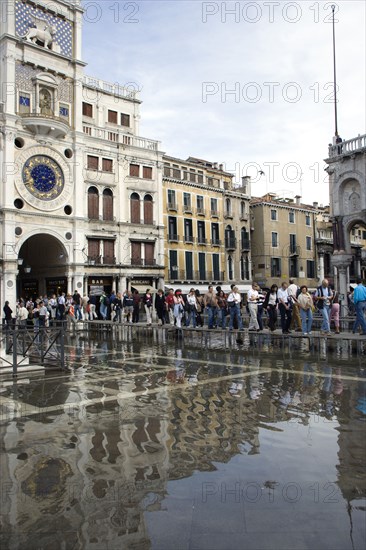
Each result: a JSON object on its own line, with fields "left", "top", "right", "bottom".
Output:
{"left": 22, "top": 155, "right": 64, "bottom": 200}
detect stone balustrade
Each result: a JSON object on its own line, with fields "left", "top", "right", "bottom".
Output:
{"left": 82, "top": 124, "right": 160, "bottom": 151}
{"left": 82, "top": 75, "right": 140, "bottom": 100}
{"left": 328, "top": 133, "right": 366, "bottom": 158}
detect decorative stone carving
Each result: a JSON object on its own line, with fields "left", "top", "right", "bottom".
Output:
{"left": 22, "top": 16, "right": 57, "bottom": 49}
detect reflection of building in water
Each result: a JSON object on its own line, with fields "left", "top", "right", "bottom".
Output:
{"left": 335, "top": 378, "right": 366, "bottom": 503}
{"left": 1, "top": 355, "right": 364, "bottom": 548}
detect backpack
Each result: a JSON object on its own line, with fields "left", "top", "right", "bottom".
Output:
{"left": 104, "top": 296, "right": 110, "bottom": 306}
{"left": 316, "top": 286, "right": 324, "bottom": 309}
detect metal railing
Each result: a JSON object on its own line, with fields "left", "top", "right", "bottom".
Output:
{"left": 1, "top": 327, "right": 66, "bottom": 376}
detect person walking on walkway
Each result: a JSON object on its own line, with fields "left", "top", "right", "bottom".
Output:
{"left": 263, "top": 284, "right": 278, "bottom": 331}
{"left": 288, "top": 279, "right": 302, "bottom": 332}
{"left": 329, "top": 287, "right": 340, "bottom": 334}
{"left": 297, "top": 285, "right": 313, "bottom": 335}
{"left": 278, "top": 282, "right": 292, "bottom": 334}
{"left": 247, "top": 282, "right": 260, "bottom": 331}
{"left": 352, "top": 278, "right": 366, "bottom": 335}
{"left": 204, "top": 285, "right": 218, "bottom": 329}
{"left": 227, "top": 286, "right": 243, "bottom": 331}
{"left": 316, "top": 279, "right": 333, "bottom": 335}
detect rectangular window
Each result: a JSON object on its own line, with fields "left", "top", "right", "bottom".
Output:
{"left": 87, "top": 155, "right": 99, "bottom": 170}
{"left": 189, "top": 169, "right": 196, "bottom": 183}
{"left": 129, "top": 163, "right": 139, "bottom": 177}
{"left": 121, "top": 113, "right": 130, "bottom": 127}
{"left": 172, "top": 164, "right": 180, "bottom": 178}
{"left": 289, "top": 211, "right": 295, "bottom": 223}
{"left": 163, "top": 163, "right": 170, "bottom": 177}
{"left": 103, "top": 240, "right": 115, "bottom": 264}
{"left": 184, "top": 219, "right": 193, "bottom": 243}
{"left": 143, "top": 166, "right": 152, "bottom": 179}
{"left": 212, "top": 254, "right": 220, "bottom": 280}
{"left": 271, "top": 258, "right": 281, "bottom": 278}
{"left": 168, "top": 216, "right": 178, "bottom": 241}
{"left": 102, "top": 158, "right": 113, "bottom": 172}
{"left": 197, "top": 221, "right": 206, "bottom": 244}
{"left": 82, "top": 102, "right": 93, "bottom": 117}
{"left": 88, "top": 239, "right": 100, "bottom": 263}
{"left": 211, "top": 223, "right": 220, "bottom": 245}
{"left": 290, "top": 234, "right": 297, "bottom": 253}
{"left": 198, "top": 252, "right": 206, "bottom": 280}
{"left": 185, "top": 251, "right": 193, "bottom": 279}
{"left": 210, "top": 198, "right": 218, "bottom": 213}
{"left": 197, "top": 171, "right": 204, "bottom": 184}
{"left": 131, "top": 242, "right": 142, "bottom": 265}
{"left": 305, "top": 214, "right": 311, "bottom": 226}
{"left": 307, "top": 260, "right": 315, "bottom": 279}
{"left": 108, "top": 109, "right": 118, "bottom": 124}
{"left": 271, "top": 209, "right": 277, "bottom": 221}
{"left": 167, "top": 189, "right": 176, "bottom": 209}
{"left": 183, "top": 192, "right": 191, "bottom": 210}
{"left": 169, "top": 250, "right": 178, "bottom": 279}
{"left": 306, "top": 236, "right": 312, "bottom": 250}
{"left": 271, "top": 232, "right": 278, "bottom": 247}
{"left": 144, "top": 242, "right": 155, "bottom": 265}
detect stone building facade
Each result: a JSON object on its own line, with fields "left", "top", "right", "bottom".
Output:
{"left": 325, "top": 134, "right": 366, "bottom": 299}
{"left": 163, "top": 155, "right": 252, "bottom": 292}
{"left": 0, "top": 0, "right": 165, "bottom": 307}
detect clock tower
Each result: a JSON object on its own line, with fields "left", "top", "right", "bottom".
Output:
{"left": 0, "top": 0, "right": 85, "bottom": 304}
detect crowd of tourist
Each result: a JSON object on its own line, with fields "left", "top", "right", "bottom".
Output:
{"left": 3, "top": 278, "right": 366, "bottom": 335}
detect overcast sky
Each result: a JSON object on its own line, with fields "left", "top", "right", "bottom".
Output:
{"left": 81, "top": 0, "right": 366, "bottom": 204}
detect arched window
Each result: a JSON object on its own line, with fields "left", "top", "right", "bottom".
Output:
{"left": 144, "top": 194, "right": 153, "bottom": 225}
{"left": 225, "top": 198, "right": 231, "bottom": 215}
{"left": 241, "top": 227, "right": 249, "bottom": 249}
{"left": 88, "top": 187, "right": 99, "bottom": 219}
{"left": 240, "top": 201, "right": 246, "bottom": 218}
{"left": 130, "top": 192, "right": 140, "bottom": 224}
{"left": 228, "top": 255, "right": 233, "bottom": 281}
{"left": 103, "top": 188, "right": 113, "bottom": 221}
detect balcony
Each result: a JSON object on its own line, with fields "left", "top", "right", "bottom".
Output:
{"left": 167, "top": 233, "right": 179, "bottom": 243}
{"left": 184, "top": 235, "right": 194, "bottom": 244}
{"left": 211, "top": 238, "right": 222, "bottom": 246}
{"left": 20, "top": 112, "right": 70, "bottom": 139}
{"left": 240, "top": 214, "right": 249, "bottom": 221}
{"left": 82, "top": 124, "right": 159, "bottom": 151}
{"left": 87, "top": 255, "right": 101, "bottom": 265}
{"left": 210, "top": 210, "right": 219, "bottom": 218}
{"left": 103, "top": 256, "right": 116, "bottom": 265}
{"left": 224, "top": 210, "right": 233, "bottom": 219}
{"left": 327, "top": 133, "right": 366, "bottom": 159}
{"left": 289, "top": 245, "right": 300, "bottom": 256}
{"left": 225, "top": 238, "right": 237, "bottom": 250}
{"left": 167, "top": 202, "right": 178, "bottom": 212}
{"left": 183, "top": 205, "right": 193, "bottom": 214}
{"left": 197, "top": 237, "right": 207, "bottom": 245}
{"left": 241, "top": 238, "right": 250, "bottom": 251}
{"left": 196, "top": 207, "right": 206, "bottom": 216}
{"left": 83, "top": 74, "right": 139, "bottom": 100}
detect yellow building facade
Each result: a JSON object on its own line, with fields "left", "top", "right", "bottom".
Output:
{"left": 163, "top": 156, "right": 252, "bottom": 292}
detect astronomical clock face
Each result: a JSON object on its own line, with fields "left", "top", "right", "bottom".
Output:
{"left": 22, "top": 155, "right": 64, "bottom": 200}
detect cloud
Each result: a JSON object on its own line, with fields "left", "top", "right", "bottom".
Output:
{"left": 82, "top": 0, "right": 366, "bottom": 203}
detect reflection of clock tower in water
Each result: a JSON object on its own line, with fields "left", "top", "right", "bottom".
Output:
{"left": 0, "top": 0, "right": 84, "bottom": 304}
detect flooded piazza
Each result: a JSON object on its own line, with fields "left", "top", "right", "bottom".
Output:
{"left": 0, "top": 329, "right": 365, "bottom": 550}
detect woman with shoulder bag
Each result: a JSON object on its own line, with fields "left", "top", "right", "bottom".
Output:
{"left": 185, "top": 288, "right": 197, "bottom": 328}
{"left": 173, "top": 290, "right": 185, "bottom": 330}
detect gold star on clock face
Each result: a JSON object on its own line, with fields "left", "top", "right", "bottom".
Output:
{"left": 22, "top": 155, "right": 65, "bottom": 201}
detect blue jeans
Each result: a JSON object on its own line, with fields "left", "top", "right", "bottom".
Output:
{"left": 206, "top": 306, "right": 217, "bottom": 329}
{"left": 74, "top": 304, "right": 82, "bottom": 320}
{"left": 320, "top": 305, "right": 330, "bottom": 331}
{"left": 186, "top": 308, "right": 196, "bottom": 327}
{"left": 218, "top": 308, "right": 227, "bottom": 328}
{"left": 300, "top": 308, "right": 313, "bottom": 334}
{"left": 353, "top": 301, "right": 366, "bottom": 334}
{"left": 229, "top": 304, "right": 243, "bottom": 330}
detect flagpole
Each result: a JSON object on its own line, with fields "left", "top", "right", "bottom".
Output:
{"left": 331, "top": 4, "right": 339, "bottom": 138}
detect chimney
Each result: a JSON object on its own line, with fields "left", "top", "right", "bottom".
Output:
{"left": 313, "top": 202, "right": 318, "bottom": 209}
{"left": 219, "top": 163, "right": 223, "bottom": 171}
{"left": 295, "top": 195, "right": 301, "bottom": 205}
